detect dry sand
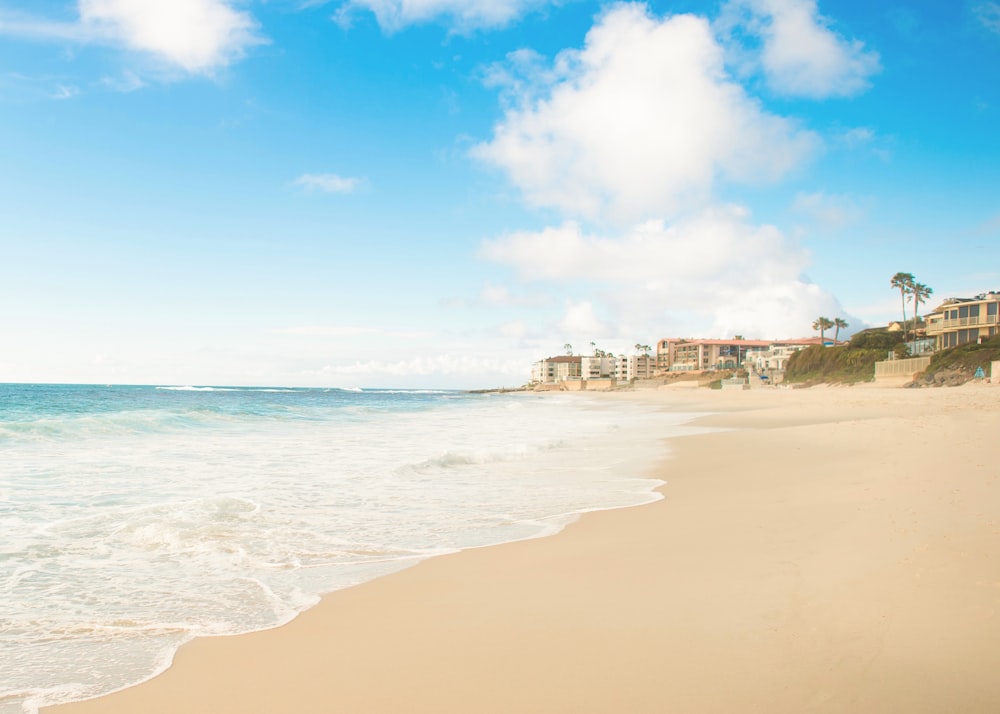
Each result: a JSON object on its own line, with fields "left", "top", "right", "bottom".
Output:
{"left": 46, "top": 384, "right": 1000, "bottom": 713}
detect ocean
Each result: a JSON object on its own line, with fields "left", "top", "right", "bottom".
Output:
{"left": 0, "top": 384, "right": 696, "bottom": 713}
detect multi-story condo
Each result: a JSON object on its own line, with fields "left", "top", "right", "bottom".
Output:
{"left": 925, "top": 292, "right": 1000, "bottom": 349}
{"left": 531, "top": 353, "right": 657, "bottom": 384}
{"left": 530, "top": 356, "right": 583, "bottom": 383}
{"left": 580, "top": 355, "right": 618, "bottom": 380}
{"left": 657, "top": 338, "right": 771, "bottom": 371}
{"left": 614, "top": 354, "right": 656, "bottom": 381}
{"left": 656, "top": 337, "right": 827, "bottom": 372}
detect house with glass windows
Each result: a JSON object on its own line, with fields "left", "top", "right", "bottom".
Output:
{"left": 924, "top": 292, "right": 1000, "bottom": 350}
{"left": 655, "top": 337, "right": 827, "bottom": 372}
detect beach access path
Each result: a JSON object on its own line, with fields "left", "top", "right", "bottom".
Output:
{"left": 47, "top": 384, "right": 1000, "bottom": 713}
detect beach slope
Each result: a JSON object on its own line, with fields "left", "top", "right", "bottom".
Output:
{"left": 46, "top": 385, "right": 1000, "bottom": 713}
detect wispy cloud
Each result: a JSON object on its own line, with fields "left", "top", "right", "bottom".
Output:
{"left": 275, "top": 325, "right": 431, "bottom": 339}
{"left": 792, "top": 191, "right": 865, "bottom": 229}
{"left": 294, "top": 173, "right": 365, "bottom": 194}
{"left": 99, "top": 70, "right": 146, "bottom": 92}
{"left": 835, "top": 125, "right": 892, "bottom": 161}
{"left": 50, "top": 83, "right": 81, "bottom": 100}
{"left": 974, "top": 2, "right": 1000, "bottom": 34}
{"left": 479, "top": 283, "right": 550, "bottom": 308}
{"left": 0, "top": 11, "right": 94, "bottom": 42}
{"left": 333, "top": 0, "right": 549, "bottom": 33}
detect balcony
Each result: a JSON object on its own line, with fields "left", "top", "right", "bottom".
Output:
{"left": 927, "top": 314, "right": 999, "bottom": 333}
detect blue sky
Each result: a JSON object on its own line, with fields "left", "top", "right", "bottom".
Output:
{"left": 1, "top": 0, "right": 998, "bottom": 387}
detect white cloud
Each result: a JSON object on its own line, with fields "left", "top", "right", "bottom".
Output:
{"left": 79, "top": 0, "right": 264, "bottom": 74}
{"left": 0, "top": 1, "right": 264, "bottom": 75}
{"left": 294, "top": 173, "right": 364, "bottom": 193}
{"left": 473, "top": 4, "right": 818, "bottom": 224}
{"left": 499, "top": 320, "right": 528, "bottom": 339}
{"left": 720, "top": 0, "right": 880, "bottom": 98}
{"left": 559, "top": 300, "right": 608, "bottom": 336}
{"left": 316, "top": 354, "right": 528, "bottom": 378}
{"left": 481, "top": 284, "right": 516, "bottom": 306}
{"left": 481, "top": 206, "right": 843, "bottom": 339}
{"left": 334, "top": 0, "right": 546, "bottom": 32}
{"left": 974, "top": 2, "right": 1000, "bottom": 34}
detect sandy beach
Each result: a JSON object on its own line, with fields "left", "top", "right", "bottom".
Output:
{"left": 45, "top": 384, "right": 1000, "bottom": 713}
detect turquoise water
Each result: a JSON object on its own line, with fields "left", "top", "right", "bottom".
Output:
{"left": 0, "top": 384, "right": 693, "bottom": 712}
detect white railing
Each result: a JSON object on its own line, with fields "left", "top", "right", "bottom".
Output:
{"left": 931, "top": 315, "right": 999, "bottom": 331}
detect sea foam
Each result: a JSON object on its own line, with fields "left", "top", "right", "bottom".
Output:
{"left": 0, "top": 385, "right": 698, "bottom": 713}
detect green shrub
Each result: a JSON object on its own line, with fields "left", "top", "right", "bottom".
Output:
{"left": 849, "top": 329, "right": 904, "bottom": 350}
{"left": 784, "top": 345, "right": 884, "bottom": 384}
{"left": 917, "top": 336, "right": 1000, "bottom": 384}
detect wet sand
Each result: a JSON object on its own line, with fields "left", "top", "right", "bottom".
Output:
{"left": 47, "top": 384, "right": 1000, "bottom": 713}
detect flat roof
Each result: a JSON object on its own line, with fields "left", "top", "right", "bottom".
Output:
{"left": 659, "top": 338, "right": 822, "bottom": 347}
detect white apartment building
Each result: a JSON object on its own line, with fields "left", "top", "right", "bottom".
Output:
{"left": 531, "top": 353, "right": 656, "bottom": 384}
{"left": 530, "top": 356, "right": 582, "bottom": 383}
{"left": 615, "top": 354, "right": 656, "bottom": 381}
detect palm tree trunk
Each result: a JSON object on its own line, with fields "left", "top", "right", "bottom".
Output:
{"left": 900, "top": 288, "right": 908, "bottom": 337}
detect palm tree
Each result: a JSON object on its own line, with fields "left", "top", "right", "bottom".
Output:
{"left": 890, "top": 272, "right": 915, "bottom": 336}
{"left": 911, "top": 282, "right": 933, "bottom": 335}
{"left": 563, "top": 343, "right": 573, "bottom": 356}
{"left": 833, "top": 317, "right": 848, "bottom": 344}
{"left": 813, "top": 316, "right": 834, "bottom": 345}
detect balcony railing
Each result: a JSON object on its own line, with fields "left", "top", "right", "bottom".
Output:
{"left": 927, "top": 314, "right": 999, "bottom": 333}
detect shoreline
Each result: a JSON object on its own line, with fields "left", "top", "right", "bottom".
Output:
{"left": 46, "top": 385, "right": 1000, "bottom": 713}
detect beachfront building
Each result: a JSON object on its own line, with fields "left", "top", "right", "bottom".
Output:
{"left": 531, "top": 353, "right": 656, "bottom": 384}
{"left": 615, "top": 354, "right": 656, "bottom": 381}
{"left": 925, "top": 292, "right": 1000, "bottom": 350}
{"left": 580, "top": 355, "right": 618, "bottom": 380}
{"left": 751, "top": 339, "right": 826, "bottom": 372}
{"left": 656, "top": 337, "right": 827, "bottom": 373}
{"left": 656, "top": 338, "right": 772, "bottom": 372}
{"left": 530, "top": 356, "right": 583, "bottom": 383}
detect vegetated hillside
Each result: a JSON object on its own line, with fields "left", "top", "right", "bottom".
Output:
{"left": 911, "top": 335, "right": 1000, "bottom": 387}
{"left": 784, "top": 344, "right": 886, "bottom": 385}
{"left": 846, "top": 328, "right": 905, "bottom": 351}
